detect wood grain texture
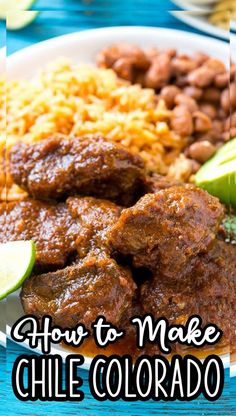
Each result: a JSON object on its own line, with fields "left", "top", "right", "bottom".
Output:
{"left": 3, "top": 0, "right": 203, "bottom": 54}
{"left": 4, "top": 341, "right": 235, "bottom": 416}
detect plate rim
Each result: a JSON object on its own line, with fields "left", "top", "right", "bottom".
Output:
{"left": 7, "top": 25, "right": 229, "bottom": 61}
{"left": 170, "top": 10, "right": 230, "bottom": 40}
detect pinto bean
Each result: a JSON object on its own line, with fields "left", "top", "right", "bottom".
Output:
{"left": 97, "top": 44, "right": 150, "bottom": 70}
{"left": 214, "top": 72, "right": 229, "bottom": 89}
{"left": 114, "top": 44, "right": 150, "bottom": 69}
{"left": 160, "top": 85, "right": 181, "bottom": 108}
{"left": 144, "top": 54, "right": 172, "bottom": 89}
{"left": 175, "top": 75, "right": 188, "bottom": 88}
{"left": 191, "top": 159, "right": 201, "bottom": 173}
{"left": 171, "top": 105, "right": 193, "bottom": 136}
{"left": 113, "top": 58, "right": 134, "bottom": 81}
{"left": 174, "top": 93, "right": 198, "bottom": 112}
{"left": 172, "top": 56, "right": 198, "bottom": 74}
{"left": 222, "top": 131, "right": 230, "bottom": 141}
{"left": 199, "top": 103, "right": 217, "bottom": 119}
{"left": 188, "top": 140, "right": 216, "bottom": 163}
{"left": 201, "top": 88, "right": 221, "bottom": 103}
{"left": 200, "top": 120, "right": 223, "bottom": 143}
{"left": 193, "top": 52, "right": 209, "bottom": 66}
{"left": 183, "top": 86, "right": 203, "bottom": 100}
{"left": 144, "top": 47, "right": 160, "bottom": 59}
{"left": 230, "top": 83, "right": 236, "bottom": 109}
{"left": 165, "top": 48, "right": 177, "bottom": 58}
{"left": 224, "top": 116, "right": 230, "bottom": 131}
{"left": 223, "top": 127, "right": 236, "bottom": 141}
{"left": 204, "top": 58, "right": 225, "bottom": 74}
{"left": 221, "top": 88, "right": 230, "bottom": 112}
{"left": 224, "top": 113, "right": 236, "bottom": 132}
{"left": 213, "top": 119, "right": 223, "bottom": 131}
{"left": 196, "top": 119, "right": 223, "bottom": 143}
{"left": 231, "top": 112, "right": 236, "bottom": 127}
{"left": 188, "top": 67, "right": 215, "bottom": 88}
{"left": 230, "top": 127, "right": 236, "bottom": 137}
{"left": 230, "top": 63, "right": 236, "bottom": 80}
{"left": 218, "top": 108, "right": 228, "bottom": 120}
{"left": 193, "top": 111, "right": 212, "bottom": 132}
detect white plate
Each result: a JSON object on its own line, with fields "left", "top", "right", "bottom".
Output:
{"left": 171, "top": 1, "right": 236, "bottom": 40}
{"left": 171, "top": 8, "right": 230, "bottom": 40}
{"left": 185, "top": 0, "right": 218, "bottom": 4}
{"left": 172, "top": 0, "right": 217, "bottom": 12}
{"left": 4, "top": 26, "right": 235, "bottom": 376}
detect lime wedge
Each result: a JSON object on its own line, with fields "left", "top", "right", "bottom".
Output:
{"left": 0, "top": 240, "right": 35, "bottom": 300}
{"left": 0, "top": 0, "right": 36, "bottom": 17}
{"left": 6, "top": 10, "right": 39, "bottom": 30}
{"left": 195, "top": 138, "right": 236, "bottom": 208}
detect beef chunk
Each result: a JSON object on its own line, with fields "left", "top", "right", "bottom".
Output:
{"left": 10, "top": 135, "right": 145, "bottom": 206}
{"left": 140, "top": 241, "right": 236, "bottom": 349}
{"left": 21, "top": 256, "right": 136, "bottom": 328}
{"left": 0, "top": 196, "right": 121, "bottom": 269}
{"left": 109, "top": 185, "right": 224, "bottom": 278}
{"left": 144, "top": 173, "right": 182, "bottom": 194}
{"left": 0, "top": 200, "right": 79, "bottom": 269}
{"left": 67, "top": 196, "right": 121, "bottom": 258}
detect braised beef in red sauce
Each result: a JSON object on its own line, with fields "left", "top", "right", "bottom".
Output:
{"left": 109, "top": 185, "right": 225, "bottom": 278}
{"left": 0, "top": 196, "right": 121, "bottom": 269}
{"left": 0, "top": 199, "right": 79, "bottom": 270}
{"left": 21, "top": 255, "right": 136, "bottom": 329}
{"left": 9, "top": 134, "right": 145, "bottom": 206}
{"left": 2, "top": 131, "right": 236, "bottom": 358}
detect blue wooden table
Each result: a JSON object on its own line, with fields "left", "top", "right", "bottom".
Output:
{"left": 1, "top": 0, "right": 208, "bottom": 53}
{"left": 1, "top": 1, "right": 236, "bottom": 414}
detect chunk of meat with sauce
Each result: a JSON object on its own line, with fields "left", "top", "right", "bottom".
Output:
{"left": 140, "top": 241, "right": 236, "bottom": 351}
{"left": 9, "top": 135, "right": 145, "bottom": 206}
{"left": 109, "top": 185, "right": 224, "bottom": 278}
{"left": 21, "top": 255, "right": 136, "bottom": 329}
{"left": 0, "top": 200, "right": 79, "bottom": 269}
{"left": 0, "top": 197, "right": 121, "bottom": 269}
{"left": 67, "top": 196, "right": 121, "bottom": 258}
{"left": 143, "top": 173, "right": 182, "bottom": 194}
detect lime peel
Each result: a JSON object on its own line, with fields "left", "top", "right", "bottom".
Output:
{"left": 195, "top": 138, "right": 236, "bottom": 208}
{"left": 0, "top": 0, "right": 36, "bottom": 15}
{"left": 6, "top": 10, "right": 39, "bottom": 30}
{"left": 0, "top": 240, "right": 36, "bottom": 300}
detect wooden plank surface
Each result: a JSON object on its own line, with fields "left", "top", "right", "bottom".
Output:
{"left": 4, "top": 340, "right": 235, "bottom": 416}
{"left": 1, "top": 1, "right": 235, "bottom": 414}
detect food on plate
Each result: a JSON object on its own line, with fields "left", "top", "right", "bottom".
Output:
{"left": 0, "top": 199, "right": 79, "bottom": 269}
{"left": 2, "top": 38, "right": 236, "bottom": 358}
{"left": 9, "top": 134, "right": 145, "bottom": 206}
{"left": 143, "top": 172, "right": 182, "bottom": 193}
{"left": 196, "top": 137, "right": 236, "bottom": 207}
{"left": 97, "top": 43, "right": 236, "bottom": 176}
{"left": 21, "top": 255, "right": 136, "bottom": 328}
{"left": 0, "top": 196, "right": 121, "bottom": 269}
{"left": 2, "top": 45, "right": 235, "bottom": 201}
{"left": 66, "top": 196, "right": 121, "bottom": 258}
{"left": 14, "top": 179, "right": 235, "bottom": 352}
{"left": 140, "top": 240, "right": 236, "bottom": 352}
{"left": 209, "top": 0, "right": 235, "bottom": 29}
{"left": 109, "top": 185, "right": 224, "bottom": 278}
{"left": 2, "top": 60, "right": 181, "bottom": 200}
{"left": 0, "top": 240, "right": 35, "bottom": 300}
